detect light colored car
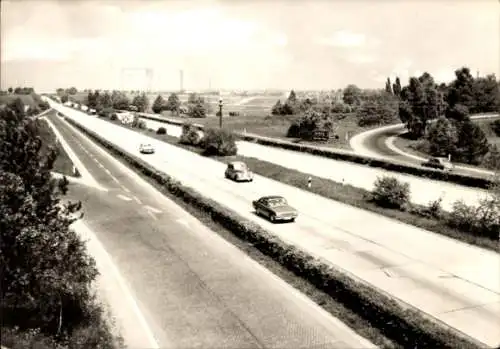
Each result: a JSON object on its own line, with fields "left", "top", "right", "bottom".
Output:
{"left": 421, "top": 157, "right": 453, "bottom": 171}
{"left": 225, "top": 161, "right": 254, "bottom": 182}
{"left": 139, "top": 143, "right": 155, "bottom": 154}
{"left": 252, "top": 196, "right": 298, "bottom": 223}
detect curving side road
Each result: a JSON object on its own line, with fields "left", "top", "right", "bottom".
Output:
{"left": 349, "top": 114, "right": 499, "bottom": 177}
{"left": 48, "top": 100, "right": 500, "bottom": 348}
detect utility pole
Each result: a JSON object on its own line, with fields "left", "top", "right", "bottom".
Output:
{"left": 180, "top": 70, "right": 184, "bottom": 93}
{"left": 218, "top": 97, "right": 223, "bottom": 128}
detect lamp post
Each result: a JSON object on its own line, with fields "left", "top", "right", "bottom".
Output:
{"left": 218, "top": 97, "right": 223, "bottom": 128}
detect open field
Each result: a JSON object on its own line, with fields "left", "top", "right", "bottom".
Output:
{"left": 36, "top": 112, "right": 77, "bottom": 177}
{"left": 393, "top": 117, "right": 500, "bottom": 167}
{"left": 151, "top": 112, "right": 378, "bottom": 150}
{"left": 103, "top": 115, "right": 498, "bottom": 251}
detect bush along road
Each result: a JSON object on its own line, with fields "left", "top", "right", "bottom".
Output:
{"left": 61, "top": 113, "right": 488, "bottom": 349}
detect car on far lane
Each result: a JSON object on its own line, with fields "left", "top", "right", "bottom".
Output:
{"left": 252, "top": 195, "right": 298, "bottom": 223}
{"left": 421, "top": 157, "right": 453, "bottom": 171}
{"left": 225, "top": 161, "right": 254, "bottom": 182}
{"left": 139, "top": 143, "right": 155, "bottom": 154}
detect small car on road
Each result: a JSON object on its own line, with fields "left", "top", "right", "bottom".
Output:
{"left": 225, "top": 161, "right": 254, "bottom": 182}
{"left": 139, "top": 143, "right": 155, "bottom": 154}
{"left": 252, "top": 195, "right": 298, "bottom": 223}
{"left": 421, "top": 157, "right": 453, "bottom": 171}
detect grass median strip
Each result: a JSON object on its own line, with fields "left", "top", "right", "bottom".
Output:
{"left": 64, "top": 115, "right": 484, "bottom": 349}
{"left": 104, "top": 116, "right": 498, "bottom": 252}
{"left": 37, "top": 112, "right": 79, "bottom": 177}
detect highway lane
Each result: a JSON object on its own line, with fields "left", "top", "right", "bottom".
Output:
{"left": 136, "top": 115, "right": 492, "bottom": 211}
{"left": 49, "top": 102, "right": 500, "bottom": 347}
{"left": 48, "top": 112, "right": 377, "bottom": 349}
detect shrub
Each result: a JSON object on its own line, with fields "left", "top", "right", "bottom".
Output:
{"left": 448, "top": 198, "right": 500, "bottom": 239}
{"left": 371, "top": 176, "right": 411, "bottom": 210}
{"left": 491, "top": 119, "right": 500, "bottom": 136}
{"left": 156, "top": 127, "right": 167, "bottom": 135}
{"left": 179, "top": 123, "right": 202, "bottom": 146}
{"left": 110, "top": 113, "right": 117, "bottom": 121}
{"left": 201, "top": 128, "right": 238, "bottom": 156}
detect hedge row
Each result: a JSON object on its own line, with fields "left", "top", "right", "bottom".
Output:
{"left": 63, "top": 116, "right": 483, "bottom": 349}
{"left": 137, "top": 112, "right": 493, "bottom": 189}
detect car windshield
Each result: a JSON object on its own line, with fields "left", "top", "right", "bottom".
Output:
{"left": 231, "top": 163, "right": 247, "bottom": 171}
{"left": 267, "top": 198, "right": 287, "bottom": 207}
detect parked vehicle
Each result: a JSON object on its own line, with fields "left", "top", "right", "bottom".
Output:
{"left": 139, "top": 143, "right": 155, "bottom": 154}
{"left": 421, "top": 157, "right": 453, "bottom": 171}
{"left": 252, "top": 196, "right": 298, "bottom": 223}
{"left": 225, "top": 161, "right": 254, "bottom": 182}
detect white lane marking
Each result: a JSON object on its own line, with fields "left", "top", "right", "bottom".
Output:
{"left": 117, "top": 194, "right": 133, "bottom": 201}
{"left": 104, "top": 168, "right": 112, "bottom": 175}
{"left": 144, "top": 205, "right": 162, "bottom": 214}
{"left": 145, "top": 210, "right": 157, "bottom": 220}
{"left": 133, "top": 195, "right": 142, "bottom": 204}
{"left": 123, "top": 186, "right": 131, "bottom": 193}
{"left": 72, "top": 221, "right": 160, "bottom": 348}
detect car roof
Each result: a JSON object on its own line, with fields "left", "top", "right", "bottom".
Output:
{"left": 260, "top": 195, "right": 285, "bottom": 201}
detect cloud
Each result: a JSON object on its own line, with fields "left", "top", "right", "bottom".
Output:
{"left": 315, "top": 30, "right": 367, "bottom": 47}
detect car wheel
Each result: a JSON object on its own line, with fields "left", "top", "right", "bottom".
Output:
{"left": 270, "top": 215, "right": 276, "bottom": 223}
{"left": 289, "top": 218, "right": 295, "bottom": 223}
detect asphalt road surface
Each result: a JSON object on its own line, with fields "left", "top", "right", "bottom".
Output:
{"left": 49, "top": 102, "right": 500, "bottom": 347}
{"left": 48, "top": 113, "right": 376, "bottom": 349}
{"left": 137, "top": 115, "right": 492, "bottom": 211}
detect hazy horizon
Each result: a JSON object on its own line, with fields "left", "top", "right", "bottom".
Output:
{"left": 1, "top": 0, "right": 499, "bottom": 93}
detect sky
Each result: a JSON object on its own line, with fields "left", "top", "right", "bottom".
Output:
{"left": 1, "top": 0, "right": 499, "bottom": 92}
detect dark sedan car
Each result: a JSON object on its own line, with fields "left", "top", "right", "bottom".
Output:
{"left": 252, "top": 195, "right": 298, "bottom": 223}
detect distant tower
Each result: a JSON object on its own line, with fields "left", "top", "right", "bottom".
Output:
{"left": 180, "top": 70, "right": 184, "bottom": 92}
{"left": 209, "top": 77, "right": 212, "bottom": 91}
{"left": 476, "top": 70, "right": 480, "bottom": 79}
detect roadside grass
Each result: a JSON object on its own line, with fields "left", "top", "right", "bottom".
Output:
{"left": 37, "top": 112, "right": 78, "bottom": 177}
{"left": 76, "top": 118, "right": 398, "bottom": 348}
{"left": 150, "top": 111, "right": 372, "bottom": 150}
{"left": 105, "top": 116, "right": 498, "bottom": 252}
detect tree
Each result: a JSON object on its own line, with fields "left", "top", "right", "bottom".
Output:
{"left": 446, "top": 67, "right": 476, "bottom": 111}
{"left": 67, "top": 87, "right": 78, "bottom": 95}
{"left": 357, "top": 93, "right": 398, "bottom": 127}
{"left": 61, "top": 95, "right": 69, "bottom": 104}
{"left": 445, "top": 104, "right": 470, "bottom": 122}
{"left": 385, "top": 77, "right": 393, "bottom": 94}
{"left": 14, "top": 87, "right": 22, "bottom": 94}
{"left": 8, "top": 87, "right": 13, "bottom": 94}
{"left": 425, "top": 117, "right": 458, "bottom": 157}
{"left": 131, "top": 93, "right": 149, "bottom": 112}
{"left": 287, "top": 90, "right": 297, "bottom": 104}
{"left": 392, "top": 77, "right": 402, "bottom": 97}
{"left": 342, "top": 84, "right": 362, "bottom": 106}
{"left": 0, "top": 106, "right": 117, "bottom": 346}
{"left": 100, "top": 91, "right": 112, "bottom": 108}
{"left": 188, "top": 99, "right": 207, "bottom": 118}
{"left": 455, "top": 119, "right": 489, "bottom": 164}
{"left": 152, "top": 95, "right": 166, "bottom": 114}
{"left": 398, "top": 73, "right": 440, "bottom": 139}
{"left": 201, "top": 128, "right": 238, "bottom": 156}
{"left": 165, "top": 93, "right": 181, "bottom": 115}
{"left": 271, "top": 100, "right": 283, "bottom": 115}
{"left": 111, "top": 91, "right": 129, "bottom": 110}
{"left": 473, "top": 74, "right": 499, "bottom": 113}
